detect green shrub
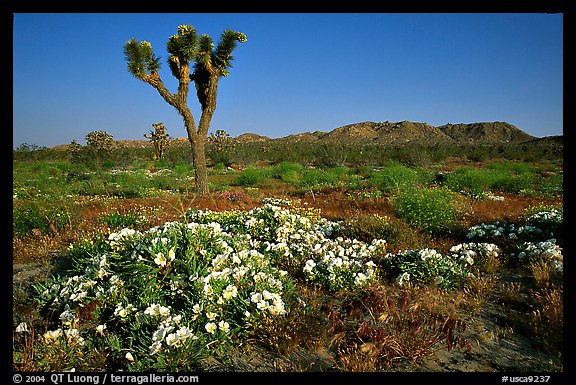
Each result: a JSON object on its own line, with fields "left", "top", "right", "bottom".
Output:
{"left": 366, "top": 162, "right": 422, "bottom": 193}
{"left": 535, "top": 174, "right": 563, "bottom": 197}
{"left": 297, "top": 168, "right": 340, "bottom": 190}
{"left": 270, "top": 162, "right": 304, "bottom": 184}
{"left": 99, "top": 210, "right": 142, "bottom": 230}
{"left": 13, "top": 200, "right": 70, "bottom": 236}
{"left": 442, "top": 168, "right": 495, "bottom": 197}
{"left": 489, "top": 173, "right": 535, "bottom": 194}
{"left": 235, "top": 167, "right": 269, "bottom": 186}
{"left": 391, "top": 187, "right": 460, "bottom": 234}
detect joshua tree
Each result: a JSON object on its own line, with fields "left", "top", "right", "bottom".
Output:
{"left": 207, "top": 129, "right": 236, "bottom": 165}
{"left": 145, "top": 122, "right": 173, "bottom": 160}
{"left": 85, "top": 130, "right": 115, "bottom": 150}
{"left": 124, "top": 24, "right": 247, "bottom": 195}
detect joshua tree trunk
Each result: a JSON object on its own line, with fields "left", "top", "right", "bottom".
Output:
{"left": 190, "top": 135, "right": 209, "bottom": 195}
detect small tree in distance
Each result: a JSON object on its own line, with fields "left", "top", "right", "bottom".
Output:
{"left": 124, "top": 24, "right": 247, "bottom": 195}
{"left": 85, "top": 130, "right": 115, "bottom": 150}
{"left": 145, "top": 122, "right": 173, "bottom": 160}
{"left": 207, "top": 129, "right": 236, "bottom": 166}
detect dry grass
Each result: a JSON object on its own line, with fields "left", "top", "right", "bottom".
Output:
{"left": 324, "top": 284, "right": 472, "bottom": 371}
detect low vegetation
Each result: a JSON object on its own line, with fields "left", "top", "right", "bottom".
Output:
{"left": 13, "top": 142, "right": 563, "bottom": 372}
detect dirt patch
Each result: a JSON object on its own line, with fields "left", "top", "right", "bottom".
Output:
{"left": 467, "top": 193, "right": 562, "bottom": 224}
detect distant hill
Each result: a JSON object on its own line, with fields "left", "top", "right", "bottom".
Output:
{"left": 235, "top": 133, "right": 270, "bottom": 143}
{"left": 437, "top": 121, "right": 536, "bottom": 143}
{"left": 50, "top": 120, "right": 552, "bottom": 149}
{"left": 238, "top": 120, "right": 539, "bottom": 145}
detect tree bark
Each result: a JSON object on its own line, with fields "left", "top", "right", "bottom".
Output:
{"left": 144, "top": 70, "right": 212, "bottom": 196}
{"left": 191, "top": 136, "right": 209, "bottom": 195}
{"left": 181, "top": 108, "right": 210, "bottom": 196}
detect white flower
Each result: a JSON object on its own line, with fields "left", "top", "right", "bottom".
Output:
{"left": 396, "top": 272, "right": 410, "bottom": 286}
{"left": 203, "top": 284, "right": 213, "bottom": 297}
{"left": 154, "top": 252, "right": 167, "bottom": 267}
{"left": 168, "top": 247, "right": 176, "bottom": 261}
{"left": 44, "top": 328, "right": 63, "bottom": 342}
{"left": 250, "top": 292, "right": 263, "bottom": 303}
{"left": 176, "top": 326, "right": 192, "bottom": 340}
{"left": 218, "top": 320, "right": 230, "bottom": 333}
{"left": 158, "top": 305, "right": 171, "bottom": 317}
{"left": 125, "top": 352, "right": 134, "bottom": 362}
{"left": 165, "top": 333, "right": 178, "bottom": 347}
{"left": 144, "top": 304, "right": 159, "bottom": 316}
{"left": 205, "top": 322, "right": 217, "bottom": 334}
{"left": 152, "top": 327, "right": 169, "bottom": 342}
{"left": 303, "top": 259, "right": 316, "bottom": 274}
{"left": 354, "top": 272, "right": 368, "bottom": 286}
{"left": 223, "top": 285, "right": 238, "bottom": 300}
{"left": 149, "top": 341, "right": 162, "bottom": 355}
{"left": 16, "top": 322, "right": 28, "bottom": 333}
{"left": 96, "top": 324, "right": 107, "bottom": 336}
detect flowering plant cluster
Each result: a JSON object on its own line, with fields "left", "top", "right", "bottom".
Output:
{"left": 513, "top": 240, "right": 563, "bottom": 273}
{"left": 465, "top": 209, "right": 562, "bottom": 274}
{"left": 450, "top": 242, "right": 500, "bottom": 265}
{"left": 379, "top": 242, "right": 501, "bottom": 290}
{"left": 466, "top": 222, "right": 549, "bottom": 241}
{"left": 31, "top": 200, "right": 388, "bottom": 370}
{"left": 34, "top": 209, "right": 297, "bottom": 370}
{"left": 466, "top": 209, "right": 562, "bottom": 244}
{"left": 185, "top": 201, "right": 385, "bottom": 291}
{"left": 526, "top": 208, "right": 563, "bottom": 226}
{"left": 380, "top": 247, "right": 475, "bottom": 290}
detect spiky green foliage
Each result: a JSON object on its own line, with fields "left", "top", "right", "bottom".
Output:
{"left": 124, "top": 39, "right": 161, "bottom": 79}
{"left": 167, "top": 25, "right": 199, "bottom": 78}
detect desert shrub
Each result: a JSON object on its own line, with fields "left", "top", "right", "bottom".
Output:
{"left": 172, "top": 161, "right": 195, "bottom": 176}
{"left": 98, "top": 210, "right": 144, "bottom": 230}
{"left": 13, "top": 202, "right": 52, "bottom": 236}
{"left": 341, "top": 214, "right": 408, "bottom": 244}
{"left": 234, "top": 167, "right": 269, "bottom": 186}
{"left": 442, "top": 167, "right": 496, "bottom": 198}
{"left": 396, "top": 147, "right": 433, "bottom": 167}
{"left": 296, "top": 168, "right": 341, "bottom": 191}
{"left": 269, "top": 162, "right": 304, "bottom": 184}
{"left": 327, "top": 284, "right": 471, "bottom": 370}
{"left": 391, "top": 187, "right": 460, "bottom": 234}
{"left": 365, "top": 162, "right": 421, "bottom": 194}
{"left": 13, "top": 197, "right": 72, "bottom": 237}
{"left": 148, "top": 171, "right": 189, "bottom": 193}
{"left": 489, "top": 173, "right": 535, "bottom": 194}
{"left": 535, "top": 173, "right": 563, "bottom": 197}
{"left": 379, "top": 247, "right": 474, "bottom": 290}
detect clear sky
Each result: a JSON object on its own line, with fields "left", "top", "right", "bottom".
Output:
{"left": 12, "top": 12, "right": 563, "bottom": 148}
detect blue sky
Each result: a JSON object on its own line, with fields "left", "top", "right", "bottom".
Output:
{"left": 12, "top": 13, "right": 563, "bottom": 148}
